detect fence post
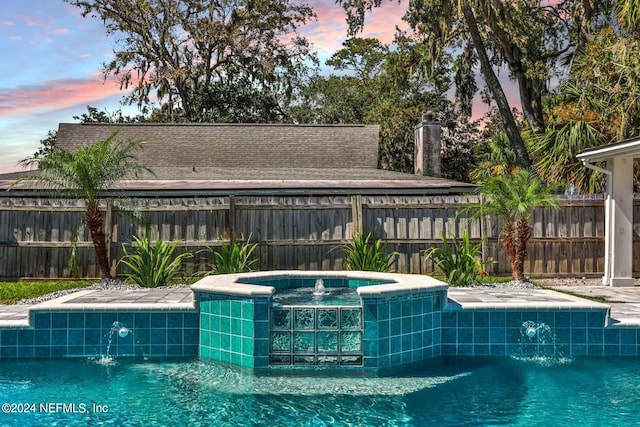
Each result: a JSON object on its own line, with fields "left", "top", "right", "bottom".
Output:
{"left": 105, "top": 199, "right": 114, "bottom": 277}
{"left": 351, "top": 195, "right": 363, "bottom": 237}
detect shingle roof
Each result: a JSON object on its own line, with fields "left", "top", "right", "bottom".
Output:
{"left": 56, "top": 123, "right": 379, "bottom": 169}
{"left": 0, "top": 123, "right": 476, "bottom": 194}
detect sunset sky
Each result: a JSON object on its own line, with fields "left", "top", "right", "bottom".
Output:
{"left": 0, "top": 0, "right": 508, "bottom": 175}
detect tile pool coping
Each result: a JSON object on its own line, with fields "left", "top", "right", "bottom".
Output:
{"left": 191, "top": 270, "right": 449, "bottom": 298}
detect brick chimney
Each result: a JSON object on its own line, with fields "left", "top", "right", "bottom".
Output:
{"left": 414, "top": 111, "right": 442, "bottom": 177}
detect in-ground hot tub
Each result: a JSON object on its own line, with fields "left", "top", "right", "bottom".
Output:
{"left": 191, "top": 271, "right": 448, "bottom": 369}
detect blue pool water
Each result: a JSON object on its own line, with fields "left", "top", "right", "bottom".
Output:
{"left": 1, "top": 357, "right": 639, "bottom": 426}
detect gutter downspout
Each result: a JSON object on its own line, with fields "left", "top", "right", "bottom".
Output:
{"left": 581, "top": 159, "right": 613, "bottom": 285}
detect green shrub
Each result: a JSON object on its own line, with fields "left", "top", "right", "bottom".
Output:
{"left": 423, "top": 231, "right": 490, "bottom": 287}
{"left": 208, "top": 238, "right": 259, "bottom": 274}
{"left": 119, "top": 236, "right": 193, "bottom": 287}
{"left": 344, "top": 232, "right": 396, "bottom": 272}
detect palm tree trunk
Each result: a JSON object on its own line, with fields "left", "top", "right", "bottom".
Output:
{"left": 85, "top": 206, "right": 111, "bottom": 278}
{"left": 501, "top": 222, "right": 518, "bottom": 280}
{"left": 461, "top": 5, "right": 532, "bottom": 169}
{"left": 513, "top": 218, "right": 532, "bottom": 281}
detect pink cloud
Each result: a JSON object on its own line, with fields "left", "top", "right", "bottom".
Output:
{"left": 1, "top": 21, "right": 14, "bottom": 27}
{"left": 303, "top": 0, "right": 408, "bottom": 56}
{"left": 51, "top": 28, "right": 69, "bottom": 35}
{"left": 0, "top": 76, "right": 124, "bottom": 119}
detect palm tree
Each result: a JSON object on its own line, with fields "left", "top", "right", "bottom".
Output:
{"left": 13, "top": 131, "right": 151, "bottom": 278}
{"left": 465, "top": 169, "right": 559, "bottom": 282}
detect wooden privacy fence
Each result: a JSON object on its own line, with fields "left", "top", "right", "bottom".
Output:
{"left": 0, "top": 193, "right": 625, "bottom": 279}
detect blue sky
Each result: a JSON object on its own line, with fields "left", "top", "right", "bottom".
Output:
{"left": 0, "top": 0, "right": 409, "bottom": 173}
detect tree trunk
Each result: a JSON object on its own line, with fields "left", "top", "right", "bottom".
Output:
{"left": 515, "top": 71, "right": 546, "bottom": 133}
{"left": 85, "top": 206, "right": 111, "bottom": 278}
{"left": 513, "top": 218, "right": 532, "bottom": 281}
{"left": 461, "top": 5, "right": 532, "bottom": 169}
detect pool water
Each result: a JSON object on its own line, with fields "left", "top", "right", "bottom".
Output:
{"left": 1, "top": 357, "right": 639, "bottom": 426}
{"left": 271, "top": 286, "right": 361, "bottom": 306}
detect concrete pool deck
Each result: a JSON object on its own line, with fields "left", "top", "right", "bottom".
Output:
{"left": 2, "top": 282, "right": 640, "bottom": 328}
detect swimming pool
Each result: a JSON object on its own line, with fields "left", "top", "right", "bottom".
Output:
{"left": 1, "top": 356, "right": 638, "bottom": 426}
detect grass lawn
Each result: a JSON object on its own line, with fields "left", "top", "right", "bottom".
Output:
{"left": 0, "top": 281, "right": 94, "bottom": 305}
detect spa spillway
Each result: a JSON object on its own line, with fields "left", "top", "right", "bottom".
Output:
{"left": 191, "top": 271, "right": 448, "bottom": 369}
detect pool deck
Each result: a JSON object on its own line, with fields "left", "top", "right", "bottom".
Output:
{"left": 2, "top": 283, "right": 640, "bottom": 328}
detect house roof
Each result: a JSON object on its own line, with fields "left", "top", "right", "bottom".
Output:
{"left": 55, "top": 122, "right": 379, "bottom": 169}
{"left": 577, "top": 137, "right": 640, "bottom": 162}
{"left": 1, "top": 122, "right": 476, "bottom": 195}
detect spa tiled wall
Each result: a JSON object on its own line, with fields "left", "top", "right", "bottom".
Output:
{"left": 362, "top": 290, "right": 445, "bottom": 368}
{"left": 0, "top": 311, "right": 198, "bottom": 359}
{"left": 197, "top": 293, "right": 270, "bottom": 368}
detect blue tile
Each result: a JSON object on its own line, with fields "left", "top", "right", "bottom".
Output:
{"left": 442, "top": 312, "right": 457, "bottom": 328}
{"left": 411, "top": 298, "right": 422, "bottom": 315}
{"left": 458, "top": 328, "right": 473, "bottom": 344}
{"left": 150, "top": 313, "right": 167, "bottom": 328}
{"left": 588, "top": 344, "right": 603, "bottom": 356}
{"left": 150, "top": 328, "right": 167, "bottom": 345}
{"left": 401, "top": 300, "right": 412, "bottom": 317}
{"left": 1, "top": 330, "right": 17, "bottom": 346}
{"left": 433, "top": 314, "right": 441, "bottom": 328}
{"left": 135, "top": 329, "right": 150, "bottom": 344}
{"left": 401, "top": 317, "right": 411, "bottom": 334}
{"left": 68, "top": 313, "right": 84, "bottom": 327}
{"left": 167, "top": 330, "right": 183, "bottom": 345}
{"left": 506, "top": 328, "right": 522, "bottom": 344}
{"left": 458, "top": 312, "right": 473, "bottom": 328}
{"left": 364, "top": 340, "right": 378, "bottom": 357}
{"left": 379, "top": 355, "right": 390, "bottom": 368}
{"left": 390, "top": 336, "right": 401, "bottom": 353}
{"left": 401, "top": 334, "right": 412, "bottom": 351}
{"left": 364, "top": 322, "right": 378, "bottom": 340}
{"left": 134, "top": 313, "right": 151, "bottom": 328}
{"left": 84, "top": 313, "right": 101, "bottom": 329}
{"left": 571, "top": 344, "right": 587, "bottom": 357}
{"left": 34, "top": 313, "right": 51, "bottom": 329}
{"left": 51, "top": 330, "right": 67, "bottom": 346}
{"left": 588, "top": 312, "right": 605, "bottom": 328}
{"left": 184, "top": 314, "right": 199, "bottom": 328}
{"left": 390, "top": 353, "right": 402, "bottom": 366}
{"left": 254, "top": 302, "right": 269, "bottom": 320}
{"left": 604, "top": 345, "right": 620, "bottom": 356}
{"left": 410, "top": 315, "right": 421, "bottom": 332}
{"left": 101, "top": 314, "right": 118, "bottom": 329}
{"left": 537, "top": 312, "right": 554, "bottom": 327}
{"left": 378, "top": 337, "right": 390, "bottom": 356}
{"left": 183, "top": 328, "right": 198, "bottom": 345}
{"left": 167, "top": 314, "right": 183, "bottom": 328}
{"left": 474, "top": 312, "right": 489, "bottom": 327}
{"left": 490, "top": 312, "right": 506, "bottom": 328}
{"left": 149, "top": 344, "right": 167, "bottom": 356}
{"left": 440, "top": 344, "right": 457, "bottom": 356}
{"left": 474, "top": 344, "right": 490, "bottom": 356}
{"left": 555, "top": 311, "right": 570, "bottom": 327}
{"left": 412, "top": 332, "right": 422, "bottom": 348}
{"left": 18, "top": 330, "right": 34, "bottom": 346}
{"left": 401, "top": 350, "right": 412, "bottom": 364}
{"left": 378, "top": 303, "right": 390, "bottom": 321}
{"left": 85, "top": 330, "right": 101, "bottom": 346}
{"left": 506, "top": 311, "right": 523, "bottom": 327}
{"left": 474, "top": 328, "right": 489, "bottom": 344}
{"left": 34, "top": 329, "right": 51, "bottom": 346}
{"left": 604, "top": 329, "right": 620, "bottom": 345}
{"left": 220, "top": 300, "right": 231, "bottom": 316}
{"left": 17, "top": 346, "right": 34, "bottom": 358}
{"left": 363, "top": 304, "right": 378, "bottom": 322}
{"left": 621, "top": 329, "right": 636, "bottom": 345}
{"left": 489, "top": 328, "right": 505, "bottom": 344}
{"left": 456, "top": 344, "right": 472, "bottom": 356}
{"left": 390, "top": 319, "right": 401, "bottom": 336}
{"left": 254, "top": 321, "right": 269, "bottom": 339}
{"left": 588, "top": 329, "right": 603, "bottom": 345}
{"left": 423, "top": 313, "right": 433, "bottom": 329}
{"left": 117, "top": 312, "right": 134, "bottom": 326}
{"left": 390, "top": 301, "right": 402, "bottom": 319}
{"left": 571, "top": 312, "right": 587, "bottom": 327}
{"left": 68, "top": 329, "right": 84, "bottom": 346}
{"left": 50, "top": 346, "right": 67, "bottom": 357}
{"left": 571, "top": 328, "right": 587, "bottom": 344}
{"left": 620, "top": 345, "right": 637, "bottom": 356}
{"left": 554, "top": 328, "right": 571, "bottom": 344}
{"left": 423, "top": 330, "right": 433, "bottom": 346}
{"left": 490, "top": 344, "right": 506, "bottom": 355}
{"left": 51, "top": 313, "right": 67, "bottom": 329}
{"left": 34, "top": 346, "right": 50, "bottom": 358}
{"left": 442, "top": 328, "right": 457, "bottom": 344}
